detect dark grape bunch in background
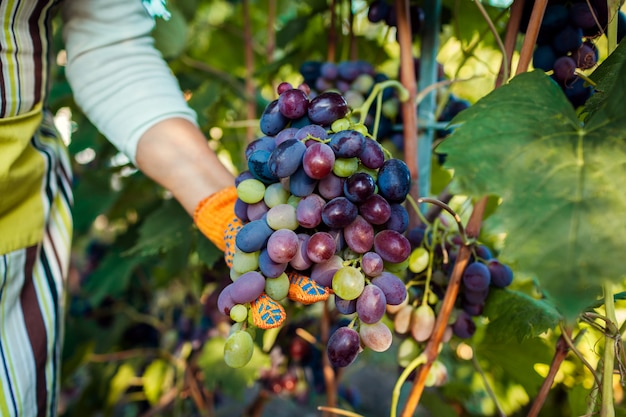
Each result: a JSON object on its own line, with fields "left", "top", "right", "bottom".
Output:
{"left": 383, "top": 218, "right": 514, "bottom": 384}
{"left": 523, "top": 0, "right": 626, "bottom": 108}
{"left": 366, "top": 0, "right": 425, "bottom": 37}
{"left": 219, "top": 79, "right": 415, "bottom": 369}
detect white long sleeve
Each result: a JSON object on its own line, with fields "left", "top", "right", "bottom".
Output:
{"left": 61, "top": 0, "right": 198, "bottom": 164}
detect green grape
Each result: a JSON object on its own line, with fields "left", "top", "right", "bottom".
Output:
{"left": 382, "top": 98, "right": 399, "bottom": 119}
{"left": 265, "top": 272, "right": 290, "bottom": 300}
{"left": 237, "top": 178, "right": 266, "bottom": 204}
{"left": 331, "top": 117, "right": 351, "bottom": 132}
{"left": 230, "top": 268, "right": 242, "bottom": 282}
{"left": 264, "top": 182, "right": 290, "bottom": 207}
{"left": 352, "top": 124, "right": 369, "bottom": 136}
{"left": 384, "top": 258, "right": 410, "bottom": 274}
{"left": 352, "top": 74, "right": 375, "bottom": 94}
{"left": 397, "top": 337, "right": 421, "bottom": 368}
{"left": 332, "top": 266, "right": 365, "bottom": 300}
{"left": 224, "top": 330, "right": 254, "bottom": 368}
{"left": 287, "top": 194, "right": 302, "bottom": 209}
{"left": 332, "top": 157, "right": 359, "bottom": 177}
{"left": 232, "top": 248, "right": 260, "bottom": 274}
{"left": 357, "top": 164, "right": 378, "bottom": 181}
{"left": 408, "top": 247, "right": 429, "bottom": 273}
{"left": 266, "top": 203, "right": 299, "bottom": 230}
{"left": 229, "top": 304, "right": 249, "bottom": 322}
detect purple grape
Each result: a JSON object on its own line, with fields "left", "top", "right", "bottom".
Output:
{"left": 328, "top": 229, "right": 346, "bottom": 253}
{"left": 367, "top": 0, "right": 390, "bottom": 23}
{"left": 462, "top": 301, "right": 484, "bottom": 317}
{"left": 308, "top": 92, "right": 349, "bottom": 126}
{"left": 290, "top": 234, "right": 313, "bottom": 271}
{"left": 278, "top": 88, "right": 309, "bottom": 119}
{"left": 327, "top": 327, "right": 361, "bottom": 368}
{"left": 406, "top": 224, "right": 427, "bottom": 248}
{"left": 246, "top": 200, "right": 269, "bottom": 221}
{"left": 383, "top": 203, "right": 409, "bottom": 233}
{"left": 234, "top": 199, "right": 249, "bottom": 222}
{"left": 571, "top": 42, "right": 598, "bottom": 70}
{"left": 359, "top": 194, "right": 391, "bottom": 225}
{"left": 267, "top": 229, "right": 299, "bottom": 263}
{"left": 245, "top": 136, "right": 276, "bottom": 159}
{"left": 328, "top": 130, "right": 366, "bottom": 158}
{"left": 552, "top": 25, "right": 583, "bottom": 55}
{"left": 570, "top": 2, "right": 598, "bottom": 30}
{"left": 335, "top": 296, "right": 357, "bottom": 315}
{"left": 303, "top": 142, "right": 335, "bottom": 179}
{"left": 217, "top": 284, "right": 236, "bottom": 315}
{"left": 356, "top": 284, "right": 387, "bottom": 324}
{"left": 532, "top": 44, "right": 557, "bottom": 72}
{"left": 361, "top": 252, "right": 384, "bottom": 277}
{"left": 462, "top": 261, "right": 491, "bottom": 292}
{"left": 289, "top": 165, "right": 319, "bottom": 197}
{"left": 359, "top": 138, "right": 385, "bottom": 169}
{"left": 268, "top": 139, "right": 307, "bottom": 178}
{"left": 377, "top": 159, "right": 411, "bottom": 203}
{"left": 370, "top": 272, "right": 407, "bottom": 305}
{"left": 236, "top": 219, "right": 273, "bottom": 252}
{"left": 487, "top": 259, "right": 514, "bottom": 288}
{"left": 373, "top": 230, "right": 411, "bottom": 263}
{"left": 318, "top": 173, "right": 345, "bottom": 199}
{"left": 320, "top": 62, "right": 338, "bottom": 80}
{"left": 259, "top": 248, "right": 288, "bottom": 278}
{"left": 553, "top": 56, "right": 577, "bottom": 84}
{"left": 337, "top": 61, "right": 361, "bottom": 82}
{"left": 295, "top": 124, "right": 329, "bottom": 143}
{"left": 276, "top": 81, "right": 292, "bottom": 95}
{"left": 474, "top": 244, "right": 493, "bottom": 261}
{"left": 343, "top": 215, "right": 374, "bottom": 254}
{"left": 230, "top": 271, "right": 266, "bottom": 304}
{"left": 452, "top": 311, "right": 476, "bottom": 339}
{"left": 235, "top": 170, "right": 255, "bottom": 187}
{"left": 463, "top": 288, "right": 489, "bottom": 305}
{"left": 296, "top": 194, "right": 325, "bottom": 228}
{"left": 306, "top": 231, "right": 337, "bottom": 263}
{"left": 311, "top": 255, "right": 343, "bottom": 286}
{"left": 260, "top": 99, "right": 289, "bottom": 135}
{"left": 322, "top": 197, "right": 358, "bottom": 228}
{"left": 248, "top": 149, "right": 278, "bottom": 184}
{"left": 343, "top": 172, "right": 376, "bottom": 203}
{"left": 275, "top": 127, "right": 298, "bottom": 146}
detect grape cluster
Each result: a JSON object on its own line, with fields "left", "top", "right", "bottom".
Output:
{"left": 219, "top": 82, "right": 414, "bottom": 369}
{"left": 524, "top": 0, "right": 626, "bottom": 108}
{"left": 385, "top": 220, "right": 514, "bottom": 377}
{"left": 366, "top": 0, "right": 425, "bottom": 37}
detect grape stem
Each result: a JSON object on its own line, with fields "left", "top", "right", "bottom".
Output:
{"left": 406, "top": 194, "right": 470, "bottom": 246}
{"left": 317, "top": 406, "right": 365, "bottom": 417}
{"left": 355, "top": 80, "right": 410, "bottom": 127}
{"left": 390, "top": 353, "right": 427, "bottom": 417}
{"left": 600, "top": 283, "right": 617, "bottom": 417}
{"left": 474, "top": 0, "right": 509, "bottom": 84}
{"left": 559, "top": 324, "right": 601, "bottom": 388}
{"left": 471, "top": 348, "right": 506, "bottom": 417}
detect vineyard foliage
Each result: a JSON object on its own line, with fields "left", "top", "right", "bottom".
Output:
{"left": 47, "top": 0, "right": 626, "bottom": 416}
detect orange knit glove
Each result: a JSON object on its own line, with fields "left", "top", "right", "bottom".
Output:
{"left": 193, "top": 186, "right": 241, "bottom": 265}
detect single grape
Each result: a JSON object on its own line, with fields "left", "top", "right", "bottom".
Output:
{"left": 343, "top": 215, "right": 374, "bottom": 254}
{"left": 237, "top": 178, "right": 266, "bottom": 204}
{"left": 463, "top": 288, "right": 489, "bottom": 305}
{"left": 235, "top": 219, "right": 274, "bottom": 253}
{"left": 370, "top": 272, "right": 407, "bottom": 305}
{"left": 224, "top": 330, "right": 254, "bottom": 368}
{"left": 217, "top": 284, "right": 236, "bottom": 315}
{"left": 266, "top": 203, "right": 299, "bottom": 230}
{"left": 551, "top": 25, "right": 583, "bottom": 55}
{"left": 462, "top": 301, "right": 484, "bottom": 317}
{"left": 462, "top": 261, "right": 491, "bottom": 292}
{"left": 278, "top": 88, "right": 309, "bottom": 119}
{"left": 268, "top": 139, "right": 307, "bottom": 178}
{"left": 320, "top": 62, "right": 338, "bottom": 79}
{"left": 322, "top": 196, "right": 358, "bottom": 228}
{"left": 306, "top": 231, "right": 337, "bottom": 263}
{"left": 332, "top": 266, "right": 365, "bottom": 300}
{"left": 356, "top": 284, "right": 387, "bottom": 324}
{"left": 397, "top": 337, "right": 421, "bottom": 368}
{"left": 570, "top": 2, "right": 598, "bottom": 30}
{"left": 318, "top": 172, "right": 345, "bottom": 199}
{"left": 408, "top": 246, "right": 429, "bottom": 273}
{"left": 264, "top": 182, "right": 291, "bottom": 208}
{"left": 335, "top": 295, "right": 357, "bottom": 315}
{"left": 245, "top": 136, "right": 276, "bottom": 159}
{"left": 410, "top": 304, "right": 436, "bottom": 342}
{"left": 571, "top": 42, "right": 598, "bottom": 70}
{"left": 487, "top": 259, "right": 514, "bottom": 288}
{"left": 260, "top": 99, "right": 289, "bottom": 136}
{"left": 248, "top": 149, "right": 278, "bottom": 184}
{"left": 232, "top": 247, "right": 260, "bottom": 274}
{"left": 295, "top": 123, "right": 329, "bottom": 142}
{"left": 359, "top": 138, "right": 385, "bottom": 169}
{"left": 359, "top": 194, "right": 391, "bottom": 225}
{"left": 359, "top": 321, "right": 392, "bottom": 352}
{"left": 308, "top": 92, "right": 349, "bottom": 126}
{"left": 383, "top": 203, "right": 409, "bottom": 233}
{"left": 295, "top": 193, "right": 325, "bottom": 229}
{"left": 277, "top": 81, "right": 293, "bottom": 95}
{"left": 266, "top": 229, "right": 299, "bottom": 264}
{"left": 332, "top": 157, "right": 359, "bottom": 178}
{"left": 393, "top": 304, "right": 413, "bottom": 335}
{"left": 552, "top": 56, "right": 577, "bottom": 84}
{"left": 246, "top": 200, "right": 269, "bottom": 221}
{"left": 373, "top": 230, "right": 411, "bottom": 264}
{"left": 230, "top": 271, "right": 266, "bottom": 304}
{"left": 265, "top": 272, "right": 290, "bottom": 301}
{"left": 230, "top": 304, "right": 248, "bottom": 322}
{"left": 289, "top": 165, "right": 319, "bottom": 197}
{"left": 532, "top": 44, "right": 557, "bottom": 71}
{"left": 452, "top": 311, "right": 476, "bottom": 339}
{"left": 377, "top": 159, "right": 411, "bottom": 203}
{"left": 343, "top": 172, "right": 376, "bottom": 203}
{"left": 329, "top": 130, "right": 366, "bottom": 158}
{"left": 368, "top": 0, "right": 391, "bottom": 23}
{"left": 275, "top": 127, "right": 298, "bottom": 146}
{"left": 234, "top": 198, "right": 249, "bottom": 222}
{"left": 361, "top": 251, "right": 384, "bottom": 277}
{"left": 327, "top": 326, "right": 361, "bottom": 368}
{"left": 302, "top": 142, "right": 335, "bottom": 179}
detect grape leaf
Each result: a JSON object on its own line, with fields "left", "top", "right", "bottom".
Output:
{"left": 482, "top": 289, "right": 561, "bottom": 343}
{"left": 437, "top": 44, "right": 626, "bottom": 320}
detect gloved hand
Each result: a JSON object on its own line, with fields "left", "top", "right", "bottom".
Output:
{"left": 194, "top": 186, "right": 331, "bottom": 329}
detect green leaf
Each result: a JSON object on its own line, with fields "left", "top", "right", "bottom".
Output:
{"left": 82, "top": 250, "right": 147, "bottom": 306}
{"left": 124, "top": 199, "right": 192, "bottom": 257}
{"left": 584, "top": 41, "right": 626, "bottom": 119}
{"left": 142, "top": 359, "right": 173, "bottom": 405}
{"left": 106, "top": 363, "right": 135, "bottom": 407}
{"left": 197, "top": 336, "right": 270, "bottom": 400}
{"left": 482, "top": 289, "right": 561, "bottom": 343}
{"left": 195, "top": 230, "right": 223, "bottom": 267}
{"left": 437, "top": 60, "right": 626, "bottom": 319}
{"left": 152, "top": 5, "right": 188, "bottom": 59}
